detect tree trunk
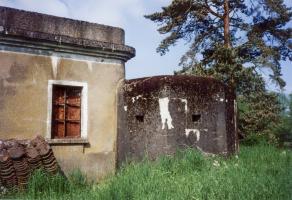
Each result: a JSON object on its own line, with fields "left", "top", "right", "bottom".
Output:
{"left": 223, "top": 0, "right": 231, "bottom": 48}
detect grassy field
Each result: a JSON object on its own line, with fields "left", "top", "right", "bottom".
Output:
{"left": 5, "top": 145, "right": 292, "bottom": 200}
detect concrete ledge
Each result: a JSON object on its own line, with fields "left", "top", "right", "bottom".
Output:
{"left": 0, "top": 36, "right": 135, "bottom": 61}
{"left": 124, "top": 75, "right": 228, "bottom": 96}
{"left": 0, "top": 6, "right": 135, "bottom": 61}
{"left": 47, "top": 138, "right": 89, "bottom": 145}
{"left": 0, "top": 6, "right": 124, "bottom": 44}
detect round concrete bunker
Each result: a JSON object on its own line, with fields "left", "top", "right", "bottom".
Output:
{"left": 118, "top": 75, "right": 238, "bottom": 164}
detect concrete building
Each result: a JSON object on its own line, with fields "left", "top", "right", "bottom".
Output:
{"left": 117, "top": 76, "right": 238, "bottom": 165}
{"left": 0, "top": 7, "right": 237, "bottom": 181}
{"left": 0, "top": 7, "right": 135, "bottom": 180}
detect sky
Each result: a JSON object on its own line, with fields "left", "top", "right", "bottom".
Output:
{"left": 0, "top": 0, "right": 291, "bottom": 93}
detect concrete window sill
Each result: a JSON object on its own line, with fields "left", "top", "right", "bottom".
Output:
{"left": 46, "top": 138, "right": 89, "bottom": 145}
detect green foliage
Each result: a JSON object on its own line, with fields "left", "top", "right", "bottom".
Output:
{"left": 276, "top": 93, "right": 292, "bottom": 146}
{"left": 4, "top": 169, "right": 92, "bottom": 200}
{"left": 98, "top": 146, "right": 292, "bottom": 200}
{"left": 238, "top": 91, "right": 283, "bottom": 143}
{"left": 6, "top": 146, "right": 292, "bottom": 200}
{"left": 178, "top": 52, "right": 284, "bottom": 143}
{"left": 26, "top": 170, "right": 70, "bottom": 198}
{"left": 240, "top": 133, "right": 270, "bottom": 146}
{"left": 288, "top": 94, "right": 292, "bottom": 116}
{"left": 69, "top": 169, "right": 89, "bottom": 188}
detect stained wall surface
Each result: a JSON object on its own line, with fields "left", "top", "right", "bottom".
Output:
{"left": 118, "top": 76, "right": 238, "bottom": 164}
{"left": 0, "top": 6, "right": 135, "bottom": 181}
{"left": 0, "top": 50, "right": 124, "bottom": 180}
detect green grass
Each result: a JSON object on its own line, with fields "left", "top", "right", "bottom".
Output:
{"left": 4, "top": 145, "right": 292, "bottom": 200}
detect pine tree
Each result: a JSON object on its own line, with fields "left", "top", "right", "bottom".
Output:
{"left": 145, "top": 0, "right": 291, "bottom": 89}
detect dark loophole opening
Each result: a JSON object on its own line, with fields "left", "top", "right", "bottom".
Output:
{"left": 192, "top": 114, "right": 201, "bottom": 122}
{"left": 135, "top": 115, "right": 144, "bottom": 122}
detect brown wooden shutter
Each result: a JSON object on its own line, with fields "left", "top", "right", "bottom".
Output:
{"left": 52, "top": 86, "right": 65, "bottom": 138}
{"left": 65, "top": 87, "right": 81, "bottom": 138}
{"left": 51, "top": 85, "right": 82, "bottom": 138}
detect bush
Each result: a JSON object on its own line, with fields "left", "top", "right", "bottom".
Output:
{"left": 275, "top": 93, "right": 292, "bottom": 147}
{"left": 240, "top": 133, "right": 270, "bottom": 146}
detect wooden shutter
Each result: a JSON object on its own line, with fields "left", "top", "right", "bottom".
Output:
{"left": 65, "top": 87, "right": 81, "bottom": 138}
{"left": 51, "top": 85, "right": 82, "bottom": 138}
{"left": 52, "top": 86, "right": 65, "bottom": 138}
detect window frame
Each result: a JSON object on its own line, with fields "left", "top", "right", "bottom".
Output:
{"left": 46, "top": 80, "right": 88, "bottom": 141}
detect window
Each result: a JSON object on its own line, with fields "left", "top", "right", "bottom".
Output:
{"left": 135, "top": 115, "right": 144, "bottom": 122}
{"left": 192, "top": 114, "right": 201, "bottom": 123}
{"left": 47, "top": 80, "right": 88, "bottom": 141}
{"left": 52, "top": 85, "right": 82, "bottom": 138}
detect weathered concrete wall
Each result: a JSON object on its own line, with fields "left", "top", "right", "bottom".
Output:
{"left": 0, "top": 6, "right": 125, "bottom": 45}
{"left": 0, "top": 51, "right": 124, "bottom": 180}
{"left": 0, "top": 6, "right": 135, "bottom": 181}
{"left": 0, "top": 7, "right": 135, "bottom": 62}
{"left": 118, "top": 76, "right": 237, "bottom": 164}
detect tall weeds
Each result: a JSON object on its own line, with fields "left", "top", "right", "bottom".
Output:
{"left": 5, "top": 145, "right": 292, "bottom": 200}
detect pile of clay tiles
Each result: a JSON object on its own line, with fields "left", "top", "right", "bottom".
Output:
{"left": 0, "top": 136, "right": 59, "bottom": 190}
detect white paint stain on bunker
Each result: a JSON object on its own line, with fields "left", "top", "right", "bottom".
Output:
{"left": 185, "top": 129, "right": 200, "bottom": 141}
{"left": 132, "top": 95, "right": 143, "bottom": 103}
{"left": 51, "top": 56, "right": 59, "bottom": 78}
{"left": 158, "top": 97, "right": 174, "bottom": 129}
{"left": 180, "top": 98, "right": 188, "bottom": 112}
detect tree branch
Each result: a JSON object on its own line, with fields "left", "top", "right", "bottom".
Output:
{"left": 204, "top": 0, "right": 223, "bottom": 19}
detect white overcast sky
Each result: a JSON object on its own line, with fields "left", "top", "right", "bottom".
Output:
{"left": 0, "top": 0, "right": 291, "bottom": 93}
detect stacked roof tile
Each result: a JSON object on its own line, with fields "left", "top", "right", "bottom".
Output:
{"left": 0, "top": 136, "right": 59, "bottom": 190}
